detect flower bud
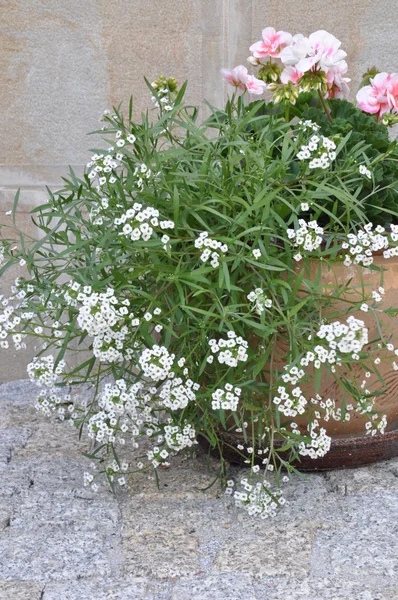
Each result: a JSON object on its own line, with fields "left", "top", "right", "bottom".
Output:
{"left": 247, "top": 56, "right": 260, "bottom": 66}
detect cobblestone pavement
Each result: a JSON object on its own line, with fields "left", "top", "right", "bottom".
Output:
{"left": 1, "top": 380, "right": 398, "bottom": 599}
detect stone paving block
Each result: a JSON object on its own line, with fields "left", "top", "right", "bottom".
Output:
{"left": 11, "top": 420, "right": 87, "bottom": 460}
{"left": 0, "top": 503, "right": 12, "bottom": 531}
{"left": 43, "top": 577, "right": 147, "bottom": 599}
{"left": 0, "top": 463, "right": 32, "bottom": 497}
{"left": 254, "top": 577, "right": 398, "bottom": 599}
{"left": 213, "top": 523, "right": 315, "bottom": 578}
{"left": 171, "top": 573, "right": 256, "bottom": 600}
{"left": 20, "top": 457, "right": 91, "bottom": 492}
{"left": 123, "top": 526, "right": 200, "bottom": 579}
{"left": 0, "top": 403, "right": 43, "bottom": 429}
{"left": 10, "top": 489, "right": 120, "bottom": 534}
{"left": 0, "top": 428, "right": 32, "bottom": 464}
{"left": 0, "top": 381, "right": 38, "bottom": 407}
{"left": 322, "top": 458, "right": 398, "bottom": 495}
{"left": 0, "top": 526, "right": 114, "bottom": 582}
{"left": 311, "top": 492, "right": 398, "bottom": 582}
{"left": 128, "top": 452, "right": 223, "bottom": 500}
{"left": 0, "top": 580, "right": 44, "bottom": 600}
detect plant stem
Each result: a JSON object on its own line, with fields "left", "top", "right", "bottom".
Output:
{"left": 285, "top": 102, "right": 290, "bottom": 123}
{"left": 317, "top": 90, "right": 333, "bottom": 123}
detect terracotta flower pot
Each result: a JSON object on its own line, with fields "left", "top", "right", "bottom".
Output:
{"left": 201, "top": 255, "right": 398, "bottom": 470}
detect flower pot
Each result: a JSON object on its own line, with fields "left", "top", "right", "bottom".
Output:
{"left": 201, "top": 254, "right": 398, "bottom": 470}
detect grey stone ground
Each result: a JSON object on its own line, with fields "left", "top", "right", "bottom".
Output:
{"left": 1, "top": 381, "right": 398, "bottom": 599}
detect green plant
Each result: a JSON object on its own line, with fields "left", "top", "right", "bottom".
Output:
{"left": 2, "top": 36, "right": 398, "bottom": 518}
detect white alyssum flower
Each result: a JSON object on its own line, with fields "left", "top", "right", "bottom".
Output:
{"left": 158, "top": 376, "right": 199, "bottom": 410}
{"left": 316, "top": 315, "right": 368, "bottom": 357}
{"left": 341, "top": 223, "right": 398, "bottom": 267}
{"left": 232, "top": 477, "right": 286, "bottom": 519}
{"left": 247, "top": 288, "right": 272, "bottom": 315}
{"left": 296, "top": 131, "right": 336, "bottom": 170}
{"left": 87, "top": 152, "right": 121, "bottom": 186}
{"left": 65, "top": 284, "right": 138, "bottom": 363}
{"left": 195, "top": 232, "right": 228, "bottom": 268}
{"left": 163, "top": 421, "right": 197, "bottom": 452}
{"left": 138, "top": 345, "right": 175, "bottom": 381}
{"left": 27, "top": 355, "right": 65, "bottom": 387}
{"left": 208, "top": 331, "right": 248, "bottom": 367}
{"left": 298, "top": 421, "right": 332, "bottom": 458}
{"left": 115, "top": 203, "right": 174, "bottom": 246}
{"left": 211, "top": 384, "right": 242, "bottom": 411}
{"left": 359, "top": 164, "right": 372, "bottom": 179}
{"left": 286, "top": 219, "right": 323, "bottom": 259}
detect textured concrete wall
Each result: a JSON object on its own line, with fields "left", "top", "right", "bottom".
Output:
{"left": 0, "top": 0, "right": 396, "bottom": 380}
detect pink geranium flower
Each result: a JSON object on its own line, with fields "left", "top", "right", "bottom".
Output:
{"left": 281, "top": 66, "right": 303, "bottom": 85}
{"left": 221, "top": 65, "right": 266, "bottom": 96}
{"left": 279, "top": 34, "right": 311, "bottom": 67}
{"left": 221, "top": 65, "right": 251, "bottom": 91}
{"left": 356, "top": 72, "right": 393, "bottom": 116}
{"left": 250, "top": 27, "right": 293, "bottom": 59}
{"left": 387, "top": 73, "right": 398, "bottom": 111}
{"left": 325, "top": 60, "right": 351, "bottom": 99}
{"left": 280, "top": 30, "right": 347, "bottom": 74}
{"left": 244, "top": 74, "right": 267, "bottom": 95}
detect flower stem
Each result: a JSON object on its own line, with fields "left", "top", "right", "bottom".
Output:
{"left": 285, "top": 102, "right": 290, "bottom": 123}
{"left": 317, "top": 90, "right": 333, "bottom": 123}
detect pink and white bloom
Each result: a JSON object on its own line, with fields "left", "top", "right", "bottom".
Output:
{"left": 281, "top": 66, "right": 303, "bottom": 85}
{"left": 221, "top": 65, "right": 251, "bottom": 91}
{"left": 281, "top": 30, "right": 347, "bottom": 74}
{"left": 387, "top": 73, "right": 398, "bottom": 111}
{"left": 356, "top": 72, "right": 394, "bottom": 116}
{"left": 244, "top": 73, "right": 267, "bottom": 95}
{"left": 221, "top": 65, "right": 266, "bottom": 96}
{"left": 250, "top": 27, "right": 293, "bottom": 59}
{"left": 325, "top": 60, "right": 351, "bottom": 99}
{"left": 279, "top": 34, "right": 311, "bottom": 67}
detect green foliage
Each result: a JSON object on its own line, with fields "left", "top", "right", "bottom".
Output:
{"left": 1, "top": 84, "right": 397, "bottom": 495}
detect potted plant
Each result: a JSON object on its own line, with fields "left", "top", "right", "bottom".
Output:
{"left": 1, "top": 29, "right": 398, "bottom": 518}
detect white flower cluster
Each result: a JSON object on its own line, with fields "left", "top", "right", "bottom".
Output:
{"left": 132, "top": 162, "right": 158, "bottom": 190}
{"left": 194, "top": 232, "right": 228, "bottom": 268}
{"left": 297, "top": 132, "right": 336, "bottom": 169}
{"left": 229, "top": 478, "right": 286, "bottom": 519}
{"left": 158, "top": 376, "right": 200, "bottom": 410}
{"left": 151, "top": 84, "right": 174, "bottom": 112}
{"left": 247, "top": 288, "right": 272, "bottom": 315}
{"left": 207, "top": 331, "right": 248, "bottom": 367}
{"left": 0, "top": 297, "right": 26, "bottom": 350}
{"left": 138, "top": 345, "right": 175, "bottom": 381}
{"left": 89, "top": 197, "right": 114, "bottom": 226}
{"left": 286, "top": 219, "right": 324, "bottom": 261}
{"left": 273, "top": 382, "right": 307, "bottom": 417}
{"left": 163, "top": 421, "right": 197, "bottom": 452}
{"left": 316, "top": 315, "right": 368, "bottom": 357}
{"left": 64, "top": 283, "right": 138, "bottom": 363}
{"left": 366, "top": 413, "right": 387, "bottom": 436}
{"left": 298, "top": 421, "right": 332, "bottom": 458}
{"left": 34, "top": 388, "right": 72, "bottom": 418}
{"left": 115, "top": 129, "right": 136, "bottom": 148}
{"left": 298, "top": 119, "right": 320, "bottom": 133}
{"left": 342, "top": 223, "right": 391, "bottom": 267}
{"left": 27, "top": 355, "right": 65, "bottom": 387}
{"left": 87, "top": 152, "right": 120, "bottom": 186}
{"left": 87, "top": 379, "right": 156, "bottom": 444}
{"left": 359, "top": 164, "right": 372, "bottom": 179}
{"left": 114, "top": 203, "right": 174, "bottom": 248}
{"left": 211, "top": 384, "right": 242, "bottom": 411}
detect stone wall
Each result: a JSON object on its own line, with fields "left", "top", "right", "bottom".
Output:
{"left": 0, "top": 0, "right": 395, "bottom": 380}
